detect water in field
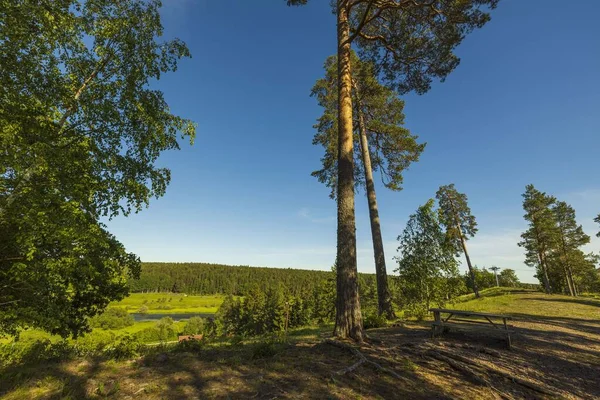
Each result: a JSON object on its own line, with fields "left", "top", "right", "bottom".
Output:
{"left": 131, "top": 313, "right": 213, "bottom": 321}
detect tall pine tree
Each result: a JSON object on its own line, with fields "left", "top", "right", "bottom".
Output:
{"left": 436, "top": 184, "right": 480, "bottom": 298}
{"left": 519, "top": 185, "right": 558, "bottom": 294}
{"left": 311, "top": 53, "right": 425, "bottom": 319}
{"left": 287, "top": 0, "right": 499, "bottom": 341}
{"left": 552, "top": 201, "right": 590, "bottom": 296}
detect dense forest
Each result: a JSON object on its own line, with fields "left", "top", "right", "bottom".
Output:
{"left": 128, "top": 262, "right": 355, "bottom": 296}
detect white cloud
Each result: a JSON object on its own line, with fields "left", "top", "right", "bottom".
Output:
{"left": 297, "top": 207, "right": 335, "bottom": 224}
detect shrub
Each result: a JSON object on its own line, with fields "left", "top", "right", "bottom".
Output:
{"left": 175, "top": 337, "right": 206, "bottom": 353}
{"left": 138, "top": 305, "right": 149, "bottom": 314}
{"left": 104, "top": 335, "right": 143, "bottom": 360}
{"left": 89, "top": 308, "right": 134, "bottom": 330}
{"left": 181, "top": 317, "right": 205, "bottom": 336}
{"left": 363, "top": 312, "right": 387, "bottom": 330}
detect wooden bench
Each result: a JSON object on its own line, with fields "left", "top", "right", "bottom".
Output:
{"left": 429, "top": 308, "right": 514, "bottom": 349}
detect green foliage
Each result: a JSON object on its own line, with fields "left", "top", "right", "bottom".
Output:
{"left": 362, "top": 312, "right": 387, "bottom": 330}
{"left": 181, "top": 317, "right": 205, "bottom": 336}
{"left": 287, "top": 1, "right": 499, "bottom": 95}
{"left": 1, "top": 0, "right": 194, "bottom": 337}
{"left": 311, "top": 52, "right": 425, "bottom": 198}
{"left": 436, "top": 184, "right": 478, "bottom": 252}
{"left": 89, "top": 308, "right": 134, "bottom": 330}
{"left": 519, "top": 185, "right": 598, "bottom": 294}
{"left": 595, "top": 214, "right": 600, "bottom": 238}
{"left": 103, "top": 335, "right": 142, "bottom": 360}
{"left": 498, "top": 269, "right": 520, "bottom": 287}
{"left": 395, "top": 199, "right": 461, "bottom": 317}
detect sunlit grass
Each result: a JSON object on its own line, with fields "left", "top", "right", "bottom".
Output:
{"left": 450, "top": 287, "right": 600, "bottom": 320}
{"left": 111, "top": 293, "right": 227, "bottom": 314}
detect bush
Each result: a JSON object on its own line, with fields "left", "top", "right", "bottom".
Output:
{"left": 363, "top": 312, "right": 387, "bottom": 330}
{"left": 0, "top": 339, "right": 77, "bottom": 367}
{"left": 89, "top": 308, "right": 134, "bottom": 330}
{"left": 175, "top": 337, "right": 206, "bottom": 353}
{"left": 251, "top": 340, "right": 278, "bottom": 359}
{"left": 181, "top": 317, "right": 205, "bottom": 336}
{"left": 104, "top": 335, "right": 143, "bottom": 360}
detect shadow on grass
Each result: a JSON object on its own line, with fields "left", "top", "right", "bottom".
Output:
{"left": 520, "top": 296, "right": 600, "bottom": 309}
{"left": 0, "top": 337, "right": 459, "bottom": 399}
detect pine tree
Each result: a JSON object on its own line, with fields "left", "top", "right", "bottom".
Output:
{"left": 311, "top": 53, "right": 425, "bottom": 319}
{"left": 286, "top": 0, "right": 499, "bottom": 341}
{"left": 553, "top": 201, "right": 590, "bottom": 296}
{"left": 518, "top": 185, "right": 558, "bottom": 294}
{"left": 595, "top": 214, "right": 600, "bottom": 238}
{"left": 436, "top": 184, "right": 480, "bottom": 298}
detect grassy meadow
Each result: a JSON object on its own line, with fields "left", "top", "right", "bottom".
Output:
{"left": 451, "top": 287, "right": 600, "bottom": 320}
{"left": 0, "top": 293, "right": 228, "bottom": 346}
{"left": 111, "top": 293, "right": 227, "bottom": 315}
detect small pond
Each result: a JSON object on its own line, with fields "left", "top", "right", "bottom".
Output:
{"left": 131, "top": 313, "right": 214, "bottom": 322}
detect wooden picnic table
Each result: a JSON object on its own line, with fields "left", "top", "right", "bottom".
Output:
{"left": 429, "top": 308, "right": 514, "bottom": 349}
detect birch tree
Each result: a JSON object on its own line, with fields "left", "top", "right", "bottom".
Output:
{"left": 1, "top": 0, "right": 195, "bottom": 336}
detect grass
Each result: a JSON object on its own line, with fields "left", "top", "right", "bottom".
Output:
{"left": 450, "top": 287, "right": 600, "bottom": 320}
{"left": 0, "top": 292, "right": 225, "bottom": 345}
{"left": 111, "top": 293, "right": 227, "bottom": 314}
{"left": 2, "top": 289, "right": 600, "bottom": 399}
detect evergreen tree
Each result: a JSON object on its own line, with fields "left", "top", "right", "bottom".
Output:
{"left": 518, "top": 185, "right": 558, "bottom": 294}
{"left": 552, "top": 201, "right": 590, "bottom": 296}
{"left": 395, "top": 199, "right": 459, "bottom": 319}
{"left": 1, "top": 0, "right": 194, "bottom": 337}
{"left": 287, "top": 0, "right": 499, "bottom": 341}
{"left": 436, "top": 184, "right": 480, "bottom": 298}
{"left": 311, "top": 53, "right": 424, "bottom": 319}
{"left": 595, "top": 214, "right": 600, "bottom": 238}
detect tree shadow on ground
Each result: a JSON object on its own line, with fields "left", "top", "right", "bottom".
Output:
{"left": 0, "top": 338, "right": 457, "bottom": 399}
{"left": 398, "top": 316, "right": 600, "bottom": 399}
{"left": 520, "top": 296, "right": 600, "bottom": 309}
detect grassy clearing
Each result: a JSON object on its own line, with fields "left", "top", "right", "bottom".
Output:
{"left": 450, "top": 287, "right": 600, "bottom": 320}
{"left": 111, "top": 293, "right": 227, "bottom": 314}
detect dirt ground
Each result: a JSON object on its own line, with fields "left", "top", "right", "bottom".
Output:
{"left": 2, "top": 312, "right": 599, "bottom": 399}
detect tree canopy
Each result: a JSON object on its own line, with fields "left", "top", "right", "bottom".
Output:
{"left": 311, "top": 52, "right": 425, "bottom": 197}
{"left": 0, "top": 0, "right": 195, "bottom": 337}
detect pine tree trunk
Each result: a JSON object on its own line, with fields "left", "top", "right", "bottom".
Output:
{"left": 459, "top": 232, "right": 480, "bottom": 298}
{"left": 353, "top": 81, "right": 395, "bottom": 320}
{"left": 567, "top": 267, "right": 578, "bottom": 296}
{"left": 333, "top": 0, "right": 364, "bottom": 342}
{"left": 538, "top": 251, "right": 552, "bottom": 294}
{"left": 563, "top": 265, "right": 574, "bottom": 296}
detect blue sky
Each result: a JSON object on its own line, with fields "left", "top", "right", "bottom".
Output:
{"left": 105, "top": 0, "right": 600, "bottom": 284}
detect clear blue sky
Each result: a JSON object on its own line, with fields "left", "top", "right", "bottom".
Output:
{"left": 105, "top": 0, "right": 600, "bottom": 284}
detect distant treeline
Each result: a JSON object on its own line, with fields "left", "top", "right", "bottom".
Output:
{"left": 129, "top": 262, "right": 537, "bottom": 299}
{"left": 129, "top": 262, "right": 376, "bottom": 297}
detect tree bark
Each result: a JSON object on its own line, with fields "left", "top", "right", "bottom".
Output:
{"left": 333, "top": 0, "right": 364, "bottom": 342}
{"left": 458, "top": 232, "right": 480, "bottom": 298}
{"left": 447, "top": 195, "right": 479, "bottom": 298}
{"left": 538, "top": 250, "right": 552, "bottom": 294}
{"left": 353, "top": 81, "right": 395, "bottom": 320}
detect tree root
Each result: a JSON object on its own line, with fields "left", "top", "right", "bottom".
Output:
{"left": 324, "top": 339, "right": 402, "bottom": 379}
{"left": 400, "top": 344, "right": 556, "bottom": 397}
